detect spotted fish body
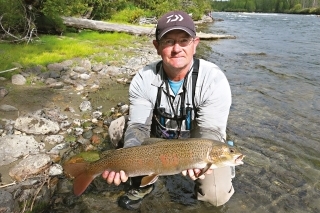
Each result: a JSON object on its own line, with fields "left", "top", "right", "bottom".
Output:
{"left": 64, "top": 138, "right": 244, "bottom": 196}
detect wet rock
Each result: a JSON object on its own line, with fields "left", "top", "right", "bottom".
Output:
{"left": 79, "top": 101, "right": 92, "bottom": 112}
{"left": 74, "top": 127, "right": 84, "bottom": 136}
{"left": 90, "top": 83, "right": 100, "bottom": 90}
{"left": 0, "top": 190, "right": 15, "bottom": 213}
{"left": 14, "top": 114, "right": 60, "bottom": 134}
{"left": 73, "top": 119, "right": 81, "bottom": 126}
{"left": 60, "top": 59, "right": 73, "bottom": 67}
{"left": 0, "top": 135, "right": 45, "bottom": 166}
{"left": 79, "top": 73, "right": 91, "bottom": 80}
{"left": 82, "top": 129, "right": 93, "bottom": 139}
{"left": 42, "top": 108, "right": 68, "bottom": 122}
{"left": 92, "top": 111, "right": 102, "bottom": 119}
{"left": 91, "top": 134, "right": 103, "bottom": 145}
{"left": 44, "top": 135, "right": 65, "bottom": 145}
{"left": 60, "top": 120, "right": 72, "bottom": 130}
{"left": 47, "top": 63, "right": 64, "bottom": 72}
{"left": 45, "top": 77, "right": 57, "bottom": 85}
{"left": 0, "top": 87, "right": 8, "bottom": 99}
{"left": 11, "top": 74, "right": 26, "bottom": 85}
{"left": 79, "top": 59, "right": 91, "bottom": 70}
{"left": 119, "top": 104, "right": 129, "bottom": 114}
{"left": 73, "top": 66, "right": 87, "bottom": 73}
{"left": 0, "top": 104, "right": 18, "bottom": 112}
{"left": 9, "top": 154, "right": 51, "bottom": 181}
{"left": 77, "top": 135, "right": 90, "bottom": 145}
{"left": 49, "top": 164, "right": 63, "bottom": 176}
{"left": 92, "top": 64, "right": 104, "bottom": 72}
{"left": 116, "top": 77, "right": 129, "bottom": 84}
{"left": 108, "top": 116, "right": 125, "bottom": 147}
{"left": 75, "top": 84, "right": 85, "bottom": 91}
{"left": 48, "top": 82, "right": 65, "bottom": 89}
{"left": 48, "top": 71, "right": 61, "bottom": 79}
{"left": 52, "top": 143, "right": 69, "bottom": 150}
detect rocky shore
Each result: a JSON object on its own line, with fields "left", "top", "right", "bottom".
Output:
{"left": 0, "top": 41, "right": 161, "bottom": 212}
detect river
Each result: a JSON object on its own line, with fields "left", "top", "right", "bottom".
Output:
{"left": 205, "top": 12, "right": 320, "bottom": 213}
{"left": 50, "top": 13, "right": 320, "bottom": 213}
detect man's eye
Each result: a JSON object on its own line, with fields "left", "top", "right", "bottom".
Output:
{"left": 180, "top": 38, "right": 189, "bottom": 44}
{"left": 165, "top": 39, "right": 174, "bottom": 45}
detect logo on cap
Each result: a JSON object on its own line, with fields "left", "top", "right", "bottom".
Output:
{"left": 166, "top": 14, "right": 184, "bottom": 23}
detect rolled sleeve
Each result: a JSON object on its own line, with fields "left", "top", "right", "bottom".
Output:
{"left": 123, "top": 66, "right": 158, "bottom": 147}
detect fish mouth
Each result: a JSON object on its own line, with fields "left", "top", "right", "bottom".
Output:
{"left": 235, "top": 154, "right": 245, "bottom": 165}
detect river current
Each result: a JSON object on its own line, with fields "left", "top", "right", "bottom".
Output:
{"left": 205, "top": 12, "right": 320, "bottom": 213}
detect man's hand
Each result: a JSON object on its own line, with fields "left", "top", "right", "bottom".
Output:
{"left": 102, "top": 170, "right": 128, "bottom": 185}
{"left": 182, "top": 169, "right": 213, "bottom": 180}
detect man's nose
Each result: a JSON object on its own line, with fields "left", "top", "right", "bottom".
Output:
{"left": 172, "top": 42, "right": 182, "bottom": 52}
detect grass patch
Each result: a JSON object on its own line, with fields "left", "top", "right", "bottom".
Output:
{"left": 0, "top": 30, "right": 148, "bottom": 77}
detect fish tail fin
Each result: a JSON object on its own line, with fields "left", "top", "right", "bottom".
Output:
{"left": 64, "top": 162, "right": 94, "bottom": 196}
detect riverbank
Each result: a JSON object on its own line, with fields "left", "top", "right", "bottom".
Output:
{"left": 0, "top": 38, "right": 162, "bottom": 212}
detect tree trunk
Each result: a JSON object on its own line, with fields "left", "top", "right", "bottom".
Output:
{"left": 62, "top": 16, "right": 236, "bottom": 40}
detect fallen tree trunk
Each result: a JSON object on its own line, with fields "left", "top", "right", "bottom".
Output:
{"left": 62, "top": 17, "right": 236, "bottom": 40}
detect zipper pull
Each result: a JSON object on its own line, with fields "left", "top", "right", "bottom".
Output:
{"left": 227, "top": 140, "right": 236, "bottom": 178}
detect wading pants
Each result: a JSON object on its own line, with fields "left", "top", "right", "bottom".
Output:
{"left": 196, "top": 166, "right": 234, "bottom": 206}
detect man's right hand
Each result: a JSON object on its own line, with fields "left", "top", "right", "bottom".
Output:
{"left": 102, "top": 170, "right": 128, "bottom": 185}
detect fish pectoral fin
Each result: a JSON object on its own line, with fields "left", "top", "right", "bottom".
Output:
{"left": 140, "top": 174, "right": 159, "bottom": 187}
{"left": 196, "top": 163, "right": 212, "bottom": 177}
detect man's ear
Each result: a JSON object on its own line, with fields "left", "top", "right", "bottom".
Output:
{"left": 193, "top": 37, "right": 200, "bottom": 55}
{"left": 153, "top": 40, "right": 160, "bottom": 55}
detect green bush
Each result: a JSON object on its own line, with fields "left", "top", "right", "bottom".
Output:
{"left": 310, "top": 7, "right": 320, "bottom": 15}
{"left": 110, "top": 7, "right": 147, "bottom": 23}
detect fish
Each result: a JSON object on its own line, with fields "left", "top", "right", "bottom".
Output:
{"left": 63, "top": 138, "right": 245, "bottom": 196}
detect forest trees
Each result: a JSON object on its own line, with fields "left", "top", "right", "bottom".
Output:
{"left": 212, "top": 0, "right": 320, "bottom": 14}
{"left": 0, "top": 0, "right": 211, "bottom": 42}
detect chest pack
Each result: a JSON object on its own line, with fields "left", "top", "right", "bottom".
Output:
{"left": 151, "top": 58, "right": 199, "bottom": 139}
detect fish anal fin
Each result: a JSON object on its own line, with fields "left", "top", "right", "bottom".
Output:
{"left": 197, "top": 163, "right": 212, "bottom": 177}
{"left": 140, "top": 174, "right": 159, "bottom": 187}
{"left": 73, "top": 172, "right": 95, "bottom": 196}
{"left": 63, "top": 162, "right": 94, "bottom": 196}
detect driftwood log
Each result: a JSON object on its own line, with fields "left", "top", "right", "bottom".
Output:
{"left": 62, "top": 17, "right": 236, "bottom": 40}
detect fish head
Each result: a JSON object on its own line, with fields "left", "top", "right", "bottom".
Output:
{"left": 209, "top": 145, "right": 245, "bottom": 167}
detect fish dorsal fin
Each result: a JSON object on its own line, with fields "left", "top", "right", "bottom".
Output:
{"left": 197, "top": 163, "right": 212, "bottom": 177}
{"left": 99, "top": 149, "right": 114, "bottom": 158}
{"left": 141, "top": 138, "right": 167, "bottom": 145}
{"left": 140, "top": 174, "right": 159, "bottom": 187}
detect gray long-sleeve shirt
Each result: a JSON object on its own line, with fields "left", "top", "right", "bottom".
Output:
{"left": 124, "top": 59, "right": 231, "bottom": 148}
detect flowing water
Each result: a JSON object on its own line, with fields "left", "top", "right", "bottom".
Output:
{"left": 205, "top": 12, "right": 320, "bottom": 213}
{"left": 51, "top": 13, "right": 320, "bottom": 212}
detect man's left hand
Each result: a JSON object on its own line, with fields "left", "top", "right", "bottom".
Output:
{"left": 182, "top": 169, "right": 213, "bottom": 180}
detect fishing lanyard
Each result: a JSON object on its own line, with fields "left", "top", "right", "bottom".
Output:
{"left": 162, "top": 65, "right": 193, "bottom": 136}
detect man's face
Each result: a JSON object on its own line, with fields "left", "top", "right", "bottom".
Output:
{"left": 153, "top": 30, "right": 199, "bottom": 72}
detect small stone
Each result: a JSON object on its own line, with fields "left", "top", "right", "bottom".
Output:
{"left": 79, "top": 101, "right": 92, "bottom": 112}
{"left": 11, "top": 74, "right": 26, "bottom": 85}
{"left": 9, "top": 154, "right": 51, "bottom": 181}
{"left": 44, "top": 135, "right": 64, "bottom": 145}
{"left": 108, "top": 116, "right": 126, "bottom": 147}
{"left": 91, "top": 134, "right": 102, "bottom": 145}
{"left": 0, "top": 87, "right": 8, "bottom": 98}
{"left": 0, "top": 104, "right": 18, "bottom": 111}
{"left": 49, "top": 164, "right": 63, "bottom": 176}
